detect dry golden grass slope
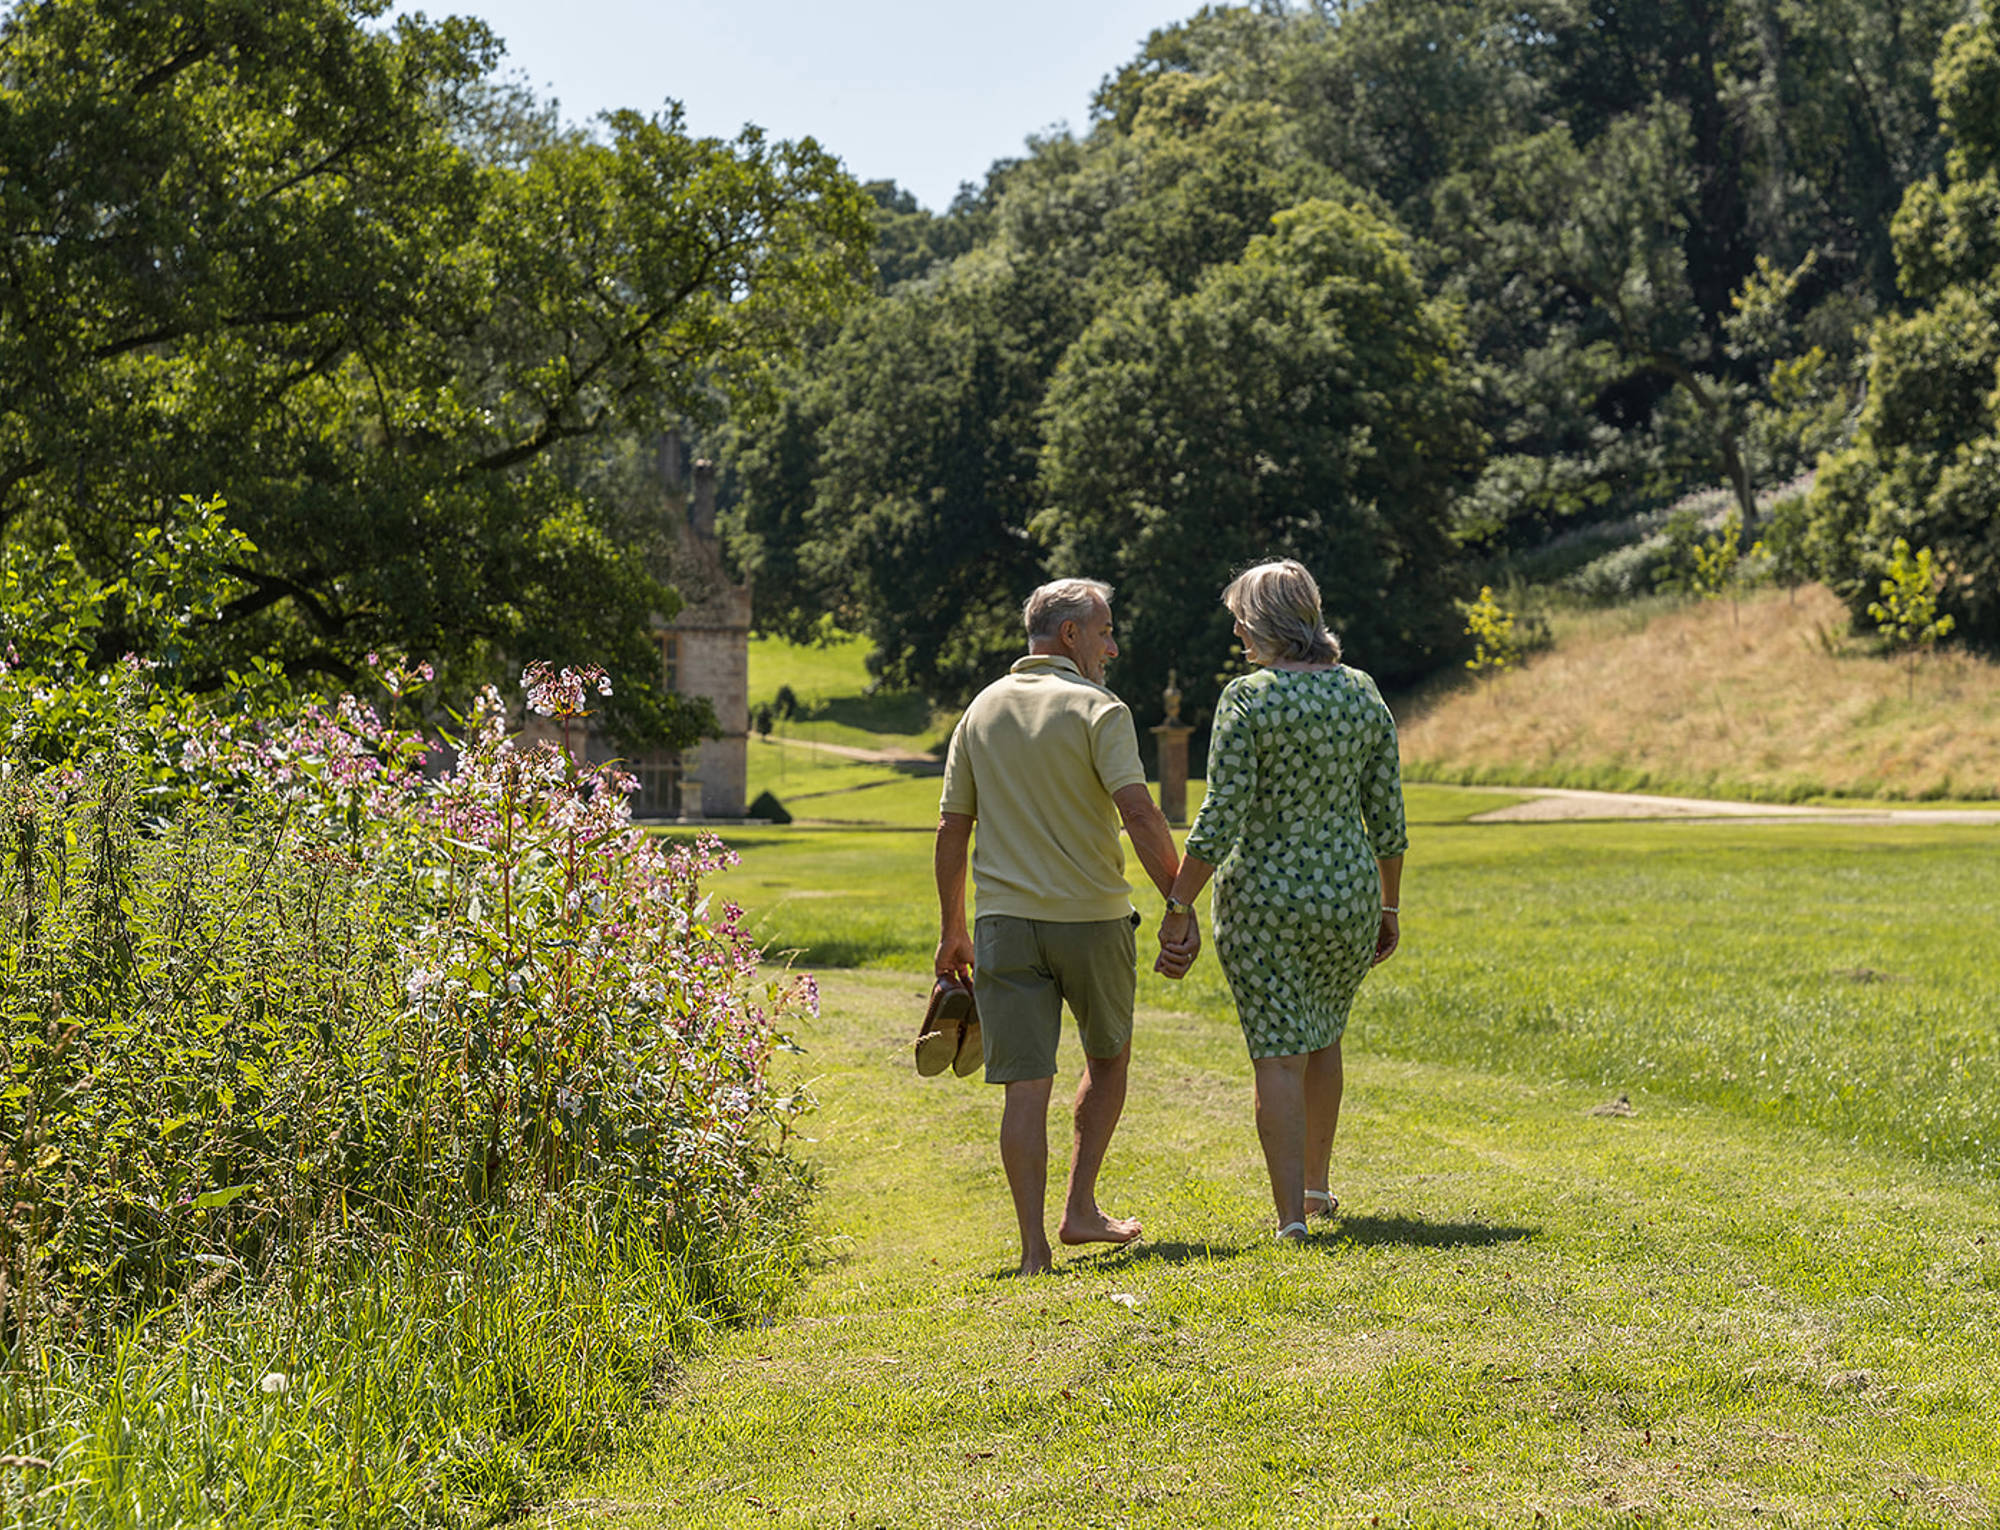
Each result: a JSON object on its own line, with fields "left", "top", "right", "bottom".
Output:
{"left": 1398, "top": 583, "right": 2000, "bottom": 802}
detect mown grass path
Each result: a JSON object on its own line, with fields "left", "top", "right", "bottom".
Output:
{"left": 554, "top": 956, "right": 2000, "bottom": 1527}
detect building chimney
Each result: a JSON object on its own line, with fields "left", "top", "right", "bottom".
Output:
{"left": 691, "top": 458, "right": 717, "bottom": 538}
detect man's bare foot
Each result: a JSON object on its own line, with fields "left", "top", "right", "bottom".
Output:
{"left": 1057, "top": 1208, "right": 1142, "bottom": 1247}
{"left": 1017, "top": 1244, "right": 1053, "bottom": 1276}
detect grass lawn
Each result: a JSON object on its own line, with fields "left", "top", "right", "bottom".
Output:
{"left": 748, "top": 632, "right": 957, "bottom": 757}
{"left": 571, "top": 788, "right": 2000, "bottom": 1525}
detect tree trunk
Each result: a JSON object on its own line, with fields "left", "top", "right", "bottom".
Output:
{"left": 1720, "top": 430, "right": 1757, "bottom": 541}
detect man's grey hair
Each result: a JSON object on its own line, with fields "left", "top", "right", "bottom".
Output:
{"left": 1222, "top": 559, "right": 1340, "bottom": 665}
{"left": 1023, "top": 577, "right": 1113, "bottom": 639}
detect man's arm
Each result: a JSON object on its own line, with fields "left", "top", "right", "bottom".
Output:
{"left": 1111, "top": 784, "right": 1180, "bottom": 899}
{"left": 934, "top": 811, "right": 975, "bottom": 978}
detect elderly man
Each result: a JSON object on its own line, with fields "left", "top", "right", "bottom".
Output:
{"left": 935, "top": 577, "right": 1195, "bottom": 1275}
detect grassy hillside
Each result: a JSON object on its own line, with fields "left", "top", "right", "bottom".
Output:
{"left": 746, "top": 632, "right": 954, "bottom": 754}
{"left": 744, "top": 632, "right": 957, "bottom": 810}
{"left": 1398, "top": 584, "right": 2000, "bottom": 802}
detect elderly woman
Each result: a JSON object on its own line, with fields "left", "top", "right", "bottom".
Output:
{"left": 1156, "top": 559, "right": 1407, "bottom": 1241}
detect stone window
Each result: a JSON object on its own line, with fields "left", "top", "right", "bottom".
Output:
{"left": 658, "top": 632, "right": 680, "bottom": 693}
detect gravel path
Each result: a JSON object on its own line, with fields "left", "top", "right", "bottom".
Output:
{"left": 1465, "top": 785, "right": 2000, "bottom": 826}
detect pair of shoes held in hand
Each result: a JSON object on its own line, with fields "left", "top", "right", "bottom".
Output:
{"left": 914, "top": 973, "right": 981, "bottom": 1077}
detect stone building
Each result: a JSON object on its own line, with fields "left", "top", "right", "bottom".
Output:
{"left": 530, "top": 435, "right": 751, "bottom": 819}
{"left": 630, "top": 437, "right": 750, "bottom": 819}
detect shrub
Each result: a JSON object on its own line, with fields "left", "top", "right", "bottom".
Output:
{"left": 749, "top": 789, "right": 793, "bottom": 824}
{"left": 1459, "top": 587, "right": 1522, "bottom": 677}
{"left": 0, "top": 669, "right": 816, "bottom": 1336}
{"left": 1564, "top": 537, "right": 1678, "bottom": 604}
{"left": 1756, "top": 491, "right": 1816, "bottom": 591}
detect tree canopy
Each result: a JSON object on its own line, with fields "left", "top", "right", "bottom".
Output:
{"left": 1038, "top": 197, "right": 1480, "bottom": 718}
{"left": 726, "top": 0, "right": 1979, "bottom": 730}
{"left": 0, "top": 0, "right": 873, "bottom": 742}
{"left": 1807, "top": 14, "right": 2000, "bottom": 648}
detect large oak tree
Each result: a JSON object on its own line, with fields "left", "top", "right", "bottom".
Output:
{"left": 0, "top": 0, "right": 873, "bottom": 741}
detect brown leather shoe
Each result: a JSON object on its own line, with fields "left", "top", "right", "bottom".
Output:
{"left": 914, "top": 974, "right": 974, "bottom": 1076}
{"left": 951, "top": 989, "right": 982, "bottom": 1078}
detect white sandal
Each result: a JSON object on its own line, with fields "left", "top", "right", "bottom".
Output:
{"left": 1305, "top": 1189, "right": 1339, "bottom": 1218}
{"left": 1275, "top": 1221, "right": 1309, "bottom": 1241}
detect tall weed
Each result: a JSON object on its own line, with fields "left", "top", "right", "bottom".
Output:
{"left": 0, "top": 666, "right": 816, "bottom": 1522}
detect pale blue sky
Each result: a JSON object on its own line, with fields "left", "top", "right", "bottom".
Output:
{"left": 392, "top": 0, "right": 1200, "bottom": 210}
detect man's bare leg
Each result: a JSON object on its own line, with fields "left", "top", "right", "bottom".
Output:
{"left": 1304, "top": 1040, "right": 1343, "bottom": 1210}
{"left": 1000, "top": 1078, "right": 1055, "bottom": 1275}
{"left": 1252, "top": 1053, "right": 1308, "bottom": 1231}
{"left": 1058, "top": 1042, "right": 1142, "bottom": 1247}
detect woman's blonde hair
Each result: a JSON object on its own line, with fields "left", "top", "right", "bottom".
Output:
{"left": 1222, "top": 559, "right": 1340, "bottom": 666}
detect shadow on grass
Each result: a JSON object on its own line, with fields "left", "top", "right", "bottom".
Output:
{"left": 1327, "top": 1214, "right": 1538, "bottom": 1250}
{"left": 1091, "top": 1238, "right": 1246, "bottom": 1270}
{"left": 977, "top": 1240, "right": 1246, "bottom": 1282}
{"left": 754, "top": 937, "right": 925, "bottom": 968}
{"left": 800, "top": 691, "right": 936, "bottom": 739}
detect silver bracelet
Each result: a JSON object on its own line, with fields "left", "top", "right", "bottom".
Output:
{"left": 1382, "top": 905, "right": 1400, "bottom": 914}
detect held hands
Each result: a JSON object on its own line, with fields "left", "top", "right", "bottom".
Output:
{"left": 1154, "top": 910, "right": 1200, "bottom": 980}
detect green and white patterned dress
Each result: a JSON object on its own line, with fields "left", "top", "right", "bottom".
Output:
{"left": 1184, "top": 666, "right": 1408, "bottom": 1058}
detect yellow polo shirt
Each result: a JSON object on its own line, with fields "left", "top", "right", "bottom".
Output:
{"left": 939, "top": 654, "right": 1148, "bottom": 923}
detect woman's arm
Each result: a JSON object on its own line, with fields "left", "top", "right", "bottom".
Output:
{"left": 1162, "top": 684, "right": 1254, "bottom": 981}
{"left": 1155, "top": 852, "right": 1214, "bottom": 979}
{"left": 1373, "top": 853, "right": 1403, "bottom": 965}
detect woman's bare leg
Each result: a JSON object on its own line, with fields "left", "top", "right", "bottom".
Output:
{"left": 1304, "top": 1040, "right": 1343, "bottom": 1206}
{"left": 1251, "top": 1053, "right": 1308, "bottom": 1229}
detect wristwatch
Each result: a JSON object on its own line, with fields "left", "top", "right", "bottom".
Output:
{"left": 1164, "top": 897, "right": 1194, "bottom": 916}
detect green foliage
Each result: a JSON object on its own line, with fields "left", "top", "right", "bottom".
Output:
{"left": 0, "top": 0, "right": 872, "bottom": 743}
{"left": 0, "top": 683, "right": 812, "bottom": 1336}
{"left": 726, "top": 0, "right": 1975, "bottom": 708}
{"left": 729, "top": 251, "right": 1083, "bottom": 700}
{"left": 0, "top": 1195, "right": 807, "bottom": 1527}
{"left": 1650, "top": 508, "right": 1745, "bottom": 599}
{"left": 1037, "top": 197, "right": 1482, "bottom": 719}
{"left": 1459, "top": 586, "right": 1520, "bottom": 676}
{"left": 863, "top": 179, "right": 988, "bottom": 290}
{"left": 1754, "top": 492, "right": 1817, "bottom": 591}
{"left": 1868, "top": 537, "right": 1957, "bottom": 696}
{"left": 1689, "top": 511, "right": 1745, "bottom": 599}
{"left": 0, "top": 499, "right": 286, "bottom": 780}
{"left": 1649, "top": 508, "right": 1706, "bottom": 596}
{"left": 1807, "top": 14, "right": 2000, "bottom": 652}
{"left": 1868, "top": 538, "right": 1955, "bottom": 647}
{"left": 0, "top": 623, "right": 811, "bottom": 1521}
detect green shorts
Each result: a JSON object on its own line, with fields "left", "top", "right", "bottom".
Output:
{"left": 972, "top": 913, "right": 1138, "bottom": 1084}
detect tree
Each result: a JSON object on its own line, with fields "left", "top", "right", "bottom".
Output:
{"left": 727, "top": 251, "right": 1086, "bottom": 700}
{"left": 721, "top": 0, "right": 1976, "bottom": 712}
{"left": 1460, "top": 586, "right": 1522, "bottom": 682}
{"left": 1807, "top": 15, "right": 2000, "bottom": 649}
{"left": 1867, "top": 537, "right": 1955, "bottom": 695}
{"left": 0, "top": 0, "right": 873, "bottom": 743}
{"left": 1270, "top": 0, "right": 1966, "bottom": 546}
{"left": 1036, "top": 197, "right": 1483, "bottom": 729}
